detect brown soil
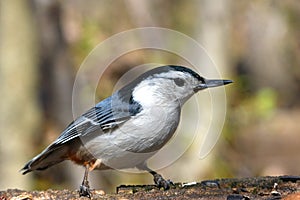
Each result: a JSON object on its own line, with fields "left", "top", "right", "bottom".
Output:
{"left": 1, "top": 176, "right": 300, "bottom": 199}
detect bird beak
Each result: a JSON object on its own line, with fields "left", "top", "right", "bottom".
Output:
{"left": 195, "top": 79, "right": 233, "bottom": 91}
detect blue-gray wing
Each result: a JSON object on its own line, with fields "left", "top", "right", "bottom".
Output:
{"left": 53, "top": 94, "right": 142, "bottom": 145}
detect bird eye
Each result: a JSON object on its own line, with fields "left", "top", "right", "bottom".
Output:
{"left": 174, "top": 78, "right": 185, "bottom": 87}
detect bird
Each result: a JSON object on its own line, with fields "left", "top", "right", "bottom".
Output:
{"left": 21, "top": 65, "right": 232, "bottom": 197}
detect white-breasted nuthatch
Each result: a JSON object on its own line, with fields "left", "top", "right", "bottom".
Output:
{"left": 21, "top": 65, "right": 232, "bottom": 197}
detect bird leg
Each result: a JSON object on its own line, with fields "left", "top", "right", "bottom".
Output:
{"left": 79, "top": 165, "right": 91, "bottom": 198}
{"left": 79, "top": 159, "right": 102, "bottom": 198}
{"left": 138, "top": 164, "right": 173, "bottom": 190}
{"left": 149, "top": 170, "right": 173, "bottom": 190}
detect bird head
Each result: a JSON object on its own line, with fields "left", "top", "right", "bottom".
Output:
{"left": 122, "top": 65, "right": 232, "bottom": 107}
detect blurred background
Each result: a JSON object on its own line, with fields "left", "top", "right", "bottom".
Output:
{"left": 1, "top": 0, "right": 300, "bottom": 193}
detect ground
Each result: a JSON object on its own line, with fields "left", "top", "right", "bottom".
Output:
{"left": 1, "top": 176, "right": 300, "bottom": 199}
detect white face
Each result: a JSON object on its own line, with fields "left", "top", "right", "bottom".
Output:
{"left": 132, "top": 70, "right": 202, "bottom": 108}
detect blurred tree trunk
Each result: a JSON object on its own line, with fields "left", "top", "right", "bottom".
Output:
{"left": 194, "top": 0, "right": 231, "bottom": 178}
{"left": 196, "top": 0, "right": 230, "bottom": 75}
{"left": 0, "top": 0, "right": 41, "bottom": 189}
{"left": 33, "top": 1, "right": 78, "bottom": 189}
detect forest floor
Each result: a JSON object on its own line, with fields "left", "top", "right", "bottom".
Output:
{"left": 1, "top": 176, "right": 300, "bottom": 199}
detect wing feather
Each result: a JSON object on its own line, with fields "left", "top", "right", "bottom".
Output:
{"left": 53, "top": 94, "right": 141, "bottom": 145}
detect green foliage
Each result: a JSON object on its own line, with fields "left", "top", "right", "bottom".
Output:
{"left": 254, "top": 88, "right": 277, "bottom": 119}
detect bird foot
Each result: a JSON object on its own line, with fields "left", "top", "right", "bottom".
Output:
{"left": 79, "top": 180, "right": 91, "bottom": 198}
{"left": 153, "top": 173, "right": 174, "bottom": 190}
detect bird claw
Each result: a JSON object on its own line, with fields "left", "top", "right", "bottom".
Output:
{"left": 153, "top": 174, "right": 174, "bottom": 190}
{"left": 79, "top": 183, "right": 91, "bottom": 198}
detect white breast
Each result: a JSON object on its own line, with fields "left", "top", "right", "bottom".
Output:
{"left": 83, "top": 79, "right": 182, "bottom": 169}
{"left": 83, "top": 99, "right": 181, "bottom": 170}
